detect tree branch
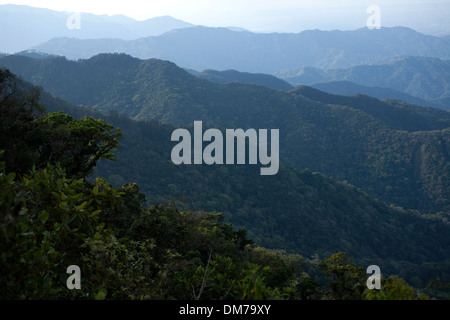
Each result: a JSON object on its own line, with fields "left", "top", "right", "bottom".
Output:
{"left": 195, "top": 250, "right": 213, "bottom": 300}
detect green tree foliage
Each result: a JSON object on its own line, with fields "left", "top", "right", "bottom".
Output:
{"left": 0, "top": 68, "right": 122, "bottom": 178}
{"left": 294, "top": 276, "right": 321, "bottom": 300}
{"left": 364, "top": 276, "right": 429, "bottom": 300}
{"left": 0, "top": 154, "right": 299, "bottom": 299}
{"left": 39, "top": 112, "right": 122, "bottom": 177}
{"left": 0, "top": 69, "right": 45, "bottom": 174}
{"left": 318, "top": 252, "right": 366, "bottom": 300}
{"left": 0, "top": 160, "right": 123, "bottom": 298}
{"left": 0, "top": 146, "right": 437, "bottom": 299}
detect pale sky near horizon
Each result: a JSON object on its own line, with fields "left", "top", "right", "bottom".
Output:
{"left": 1, "top": 0, "right": 449, "bottom": 34}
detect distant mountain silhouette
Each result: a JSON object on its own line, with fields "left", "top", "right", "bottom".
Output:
{"left": 29, "top": 26, "right": 450, "bottom": 73}
{"left": 0, "top": 4, "right": 193, "bottom": 53}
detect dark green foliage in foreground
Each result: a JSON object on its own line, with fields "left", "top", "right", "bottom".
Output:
{"left": 318, "top": 252, "right": 366, "bottom": 300}
{"left": 0, "top": 134, "right": 303, "bottom": 299}
{"left": 0, "top": 154, "right": 432, "bottom": 300}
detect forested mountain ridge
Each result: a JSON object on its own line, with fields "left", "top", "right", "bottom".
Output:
{"left": 194, "top": 69, "right": 294, "bottom": 91}
{"left": 275, "top": 56, "right": 450, "bottom": 110}
{"left": 1, "top": 53, "right": 450, "bottom": 214}
{"left": 310, "top": 81, "right": 448, "bottom": 110}
{"left": 291, "top": 85, "right": 450, "bottom": 132}
{"left": 2, "top": 68, "right": 449, "bottom": 295}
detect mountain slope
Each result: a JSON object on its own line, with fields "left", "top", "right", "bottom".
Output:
{"left": 292, "top": 85, "right": 450, "bottom": 132}
{"left": 1, "top": 53, "right": 450, "bottom": 214}
{"left": 93, "top": 113, "right": 450, "bottom": 267}
{"left": 310, "top": 80, "right": 448, "bottom": 110}
{"left": 195, "top": 69, "right": 293, "bottom": 91}
{"left": 29, "top": 26, "right": 450, "bottom": 72}
{"left": 275, "top": 56, "right": 450, "bottom": 109}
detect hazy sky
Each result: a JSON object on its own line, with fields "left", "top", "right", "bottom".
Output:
{"left": 1, "top": 0, "right": 449, "bottom": 34}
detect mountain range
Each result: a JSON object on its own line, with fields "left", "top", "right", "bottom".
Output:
{"left": 0, "top": 4, "right": 193, "bottom": 54}
{"left": 193, "top": 69, "right": 293, "bottom": 91}
{"left": 275, "top": 56, "right": 450, "bottom": 110}
{"left": 4, "top": 66, "right": 449, "bottom": 291}
{"left": 27, "top": 25, "right": 450, "bottom": 73}
{"left": 4, "top": 4, "right": 449, "bottom": 113}
{"left": 2, "top": 4, "right": 450, "bottom": 296}
{"left": 1, "top": 53, "right": 449, "bottom": 216}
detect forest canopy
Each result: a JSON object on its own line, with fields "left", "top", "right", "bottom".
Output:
{"left": 0, "top": 68, "right": 447, "bottom": 300}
